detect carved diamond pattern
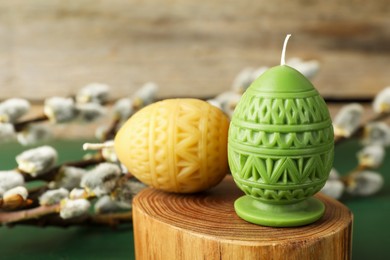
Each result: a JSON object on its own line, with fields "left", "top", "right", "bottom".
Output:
{"left": 259, "top": 100, "right": 271, "bottom": 124}
{"left": 237, "top": 95, "right": 329, "bottom": 125}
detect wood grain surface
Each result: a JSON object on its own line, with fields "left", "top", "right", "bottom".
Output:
{"left": 0, "top": 0, "right": 388, "bottom": 101}
{"left": 133, "top": 176, "right": 353, "bottom": 260}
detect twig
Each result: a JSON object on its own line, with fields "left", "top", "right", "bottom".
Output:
{"left": 13, "top": 114, "right": 49, "bottom": 132}
{"left": 103, "top": 117, "right": 121, "bottom": 141}
{"left": 90, "top": 211, "right": 132, "bottom": 227}
{"left": 0, "top": 204, "right": 59, "bottom": 224}
{"left": 64, "top": 155, "right": 105, "bottom": 169}
{"left": 1, "top": 207, "right": 132, "bottom": 228}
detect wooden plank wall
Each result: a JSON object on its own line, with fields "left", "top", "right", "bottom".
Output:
{"left": 0, "top": 0, "right": 389, "bottom": 101}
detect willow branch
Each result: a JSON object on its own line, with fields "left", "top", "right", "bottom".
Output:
{"left": 339, "top": 164, "right": 368, "bottom": 185}
{"left": 64, "top": 155, "right": 105, "bottom": 168}
{"left": 22, "top": 155, "right": 105, "bottom": 182}
{"left": 13, "top": 114, "right": 49, "bottom": 132}
{"left": 0, "top": 204, "right": 59, "bottom": 224}
{"left": 335, "top": 111, "right": 390, "bottom": 145}
{"left": 103, "top": 117, "right": 121, "bottom": 141}
{"left": 90, "top": 211, "right": 132, "bottom": 226}
{"left": 2, "top": 208, "right": 132, "bottom": 228}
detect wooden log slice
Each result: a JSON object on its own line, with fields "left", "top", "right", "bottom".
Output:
{"left": 133, "top": 176, "right": 353, "bottom": 260}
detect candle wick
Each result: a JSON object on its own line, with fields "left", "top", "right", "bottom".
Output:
{"left": 281, "top": 34, "right": 292, "bottom": 66}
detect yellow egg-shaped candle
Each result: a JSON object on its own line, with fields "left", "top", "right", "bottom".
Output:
{"left": 114, "top": 98, "right": 230, "bottom": 193}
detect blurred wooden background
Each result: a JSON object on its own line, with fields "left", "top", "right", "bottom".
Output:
{"left": 0, "top": 0, "right": 389, "bottom": 101}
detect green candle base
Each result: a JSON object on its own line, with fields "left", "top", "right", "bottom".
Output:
{"left": 234, "top": 195, "right": 325, "bottom": 227}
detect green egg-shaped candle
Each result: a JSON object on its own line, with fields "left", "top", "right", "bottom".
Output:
{"left": 228, "top": 35, "right": 334, "bottom": 227}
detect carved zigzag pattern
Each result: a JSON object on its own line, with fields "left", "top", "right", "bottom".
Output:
{"left": 175, "top": 103, "right": 203, "bottom": 190}
{"left": 126, "top": 101, "right": 204, "bottom": 191}
{"left": 229, "top": 148, "right": 333, "bottom": 201}
{"left": 126, "top": 99, "right": 228, "bottom": 193}
{"left": 205, "top": 107, "right": 229, "bottom": 187}
{"left": 230, "top": 152, "right": 333, "bottom": 184}
{"left": 152, "top": 104, "right": 171, "bottom": 190}
{"left": 230, "top": 125, "right": 333, "bottom": 149}
{"left": 124, "top": 107, "right": 153, "bottom": 183}
{"left": 235, "top": 94, "right": 329, "bottom": 125}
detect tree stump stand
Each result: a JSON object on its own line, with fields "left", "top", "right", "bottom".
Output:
{"left": 133, "top": 176, "right": 353, "bottom": 260}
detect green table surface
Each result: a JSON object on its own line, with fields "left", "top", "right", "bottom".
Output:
{"left": 1, "top": 140, "right": 390, "bottom": 259}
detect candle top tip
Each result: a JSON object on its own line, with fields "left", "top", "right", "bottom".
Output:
{"left": 248, "top": 65, "right": 316, "bottom": 94}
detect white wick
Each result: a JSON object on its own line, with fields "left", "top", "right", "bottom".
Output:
{"left": 280, "top": 34, "right": 292, "bottom": 66}
{"left": 83, "top": 142, "right": 114, "bottom": 151}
